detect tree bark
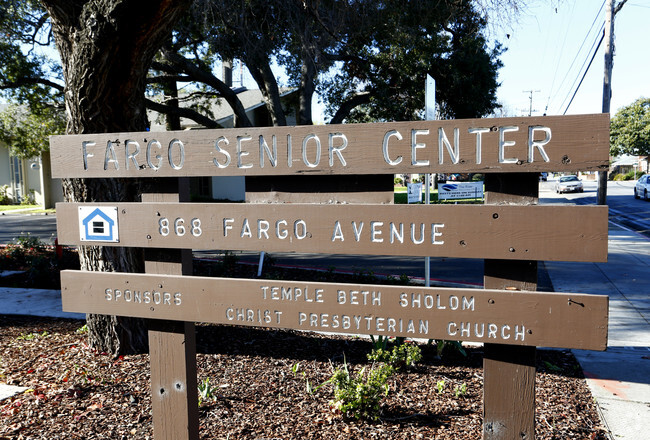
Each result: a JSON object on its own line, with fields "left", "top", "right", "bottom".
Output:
{"left": 298, "top": 45, "right": 316, "bottom": 126}
{"left": 41, "top": 0, "right": 193, "bottom": 356}
{"left": 248, "top": 62, "right": 287, "bottom": 126}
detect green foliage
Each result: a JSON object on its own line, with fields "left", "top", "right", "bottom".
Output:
{"left": 367, "top": 340, "right": 422, "bottom": 370}
{"left": 436, "top": 379, "right": 445, "bottom": 394}
{"left": 197, "top": 377, "right": 219, "bottom": 406}
{"left": 394, "top": 177, "right": 403, "bottom": 185}
{"left": 0, "top": 0, "right": 64, "bottom": 112}
{"left": 328, "top": 358, "right": 394, "bottom": 421}
{"left": 453, "top": 383, "right": 468, "bottom": 398}
{"left": 610, "top": 97, "right": 650, "bottom": 157}
{"left": 613, "top": 171, "right": 645, "bottom": 181}
{"left": 17, "top": 330, "right": 49, "bottom": 341}
{"left": 75, "top": 324, "right": 88, "bottom": 335}
{"left": 0, "top": 233, "right": 78, "bottom": 288}
{"left": 0, "top": 104, "right": 65, "bottom": 159}
{"left": 351, "top": 269, "right": 378, "bottom": 284}
{"left": 324, "top": 1, "right": 502, "bottom": 122}
{"left": 430, "top": 339, "right": 468, "bottom": 359}
{"left": 0, "top": 185, "right": 12, "bottom": 205}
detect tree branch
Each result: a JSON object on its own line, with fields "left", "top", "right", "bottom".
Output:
{"left": 147, "top": 74, "right": 193, "bottom": 84}
{"left": 615, "top": 0, "right": 628, "bottom": 15}
{"left": 145, "top": 98, "right": 220, "bottom": 129}
{"left": 0, "top": 77, "right": 64, "bottom": 92}
{"left": 328, "top": 92, "right": 371, "bottom": 125}
{"left": 160, "top": 50, "right": 252, "bottom": 127}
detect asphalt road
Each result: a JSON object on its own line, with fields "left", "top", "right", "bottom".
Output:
{"left": 0, "top": 212, "right": 58, "bottom": 245}
{"left": 2, "top": 178, "right": 647, "bottom": 286}
{"left": 540, "top": 177, "right": 650, "bottom": 238}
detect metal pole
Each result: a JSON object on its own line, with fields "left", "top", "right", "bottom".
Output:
{"left": 598, "top": 0, "right": 615, "bottom": 205}
{"left": 424, "top": 75, "right": 435, "bottom": 287}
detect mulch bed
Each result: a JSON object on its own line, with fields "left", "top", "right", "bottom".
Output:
{"left": 1, "top": 315, "right": 608, "bottom": 439}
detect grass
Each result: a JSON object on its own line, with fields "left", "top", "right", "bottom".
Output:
{"left": 0, "top": 205, "right": 54, "bottom": 214}
{"left": 0, "top": 204, "right": 40, "bottom": 212}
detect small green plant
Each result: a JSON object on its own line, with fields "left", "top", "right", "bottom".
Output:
{"left": 20, "top": 190, "right": 36, "bottom": 205}
{"left": 17, "top": 330, "right": 49, "bottom": 341}
{"left": 429, "top": 339, "right": 467, "bottom": 358}
{"left": 543, "top": 360, "right": 563, "bottom": 373}
{"left": 436, "top": 379, "right": 445, "bottom": 394}
{"left": 327, "top": 357, "right": 394, "bottom": 421}
{"left": 453, "top": 383, "right": 467, "bottom": 398}
{"left": 197, "top": 377, "right": 218, "bottom": 406}
{"left": 367, "top": 340, "right": 422, "bottom": 370}
{"left": 0, "top": 185, "right": 12, "bottom": 205}
{"left": 291, "top": 362, "right": 327, "bottom": 396}
{"left": 76, "top": 324, "right": 88, "bottom": 334}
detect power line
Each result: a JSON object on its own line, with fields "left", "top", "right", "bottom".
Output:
{"left": 544, "top": 0, "right": 579, "bottom": 114}
{"left": 546, "top": 0, "right": 606, "bottom": 113}
{"left": 557, "top": 18, "right": 605, "bottom": 113}
{"left": 562, "top": 28, "right": 605, "bottom": 114}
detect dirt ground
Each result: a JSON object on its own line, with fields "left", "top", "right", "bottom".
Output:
{"left": 1, "top": 315, "right": 607, "bottom": 439}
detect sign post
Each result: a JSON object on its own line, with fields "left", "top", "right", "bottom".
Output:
{"left": 51, "top": 115, "right": 610, "bottom": 439}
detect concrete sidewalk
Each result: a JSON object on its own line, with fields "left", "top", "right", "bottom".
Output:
{"left": 546, "top": 223, "right": 650, "bottom": 440}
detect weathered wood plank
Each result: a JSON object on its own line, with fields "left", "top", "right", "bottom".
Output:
{"left": 56, "top": 202, "right": 608, "bottom": 262}
{"left": 142, "top": 179, "right": 199, "bottom": 440}
{"left": 483, "top": 173, "right": 538, "bottom": 439}
{"left": 49, "top": 114, "right": 610, "bottom": 178}
{"left": 60, "top": 270, "right": 608, "bottom": 351}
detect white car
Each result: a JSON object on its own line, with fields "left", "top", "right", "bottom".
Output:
{"left": 634, "top": 174, "right": 650, "bottom": 200}
{"left": 555, "top": 175, "right": 583, "bottom": 194}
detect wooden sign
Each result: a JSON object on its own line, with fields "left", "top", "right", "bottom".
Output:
{"left": 49, "top": 114, "right": 609, "bottom": 178}
{"left": 56, "top": 202, "right": 608, "bottom": 262}
{"left": 60, "top": 270, "right": 608, "bottom": 351}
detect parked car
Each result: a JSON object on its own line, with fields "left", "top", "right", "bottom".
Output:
{"left": 555, "top": 175, "right": 583, "bottom": 193}
{"left": 634, "top": 174, "right": 650, "bottom": 200}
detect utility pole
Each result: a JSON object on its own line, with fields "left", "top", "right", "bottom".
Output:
{"left": 598, "top": 0, "right": 616, "bottom": 205}
{"left": 523, "top": 90, "right": 540, "bottom": 116}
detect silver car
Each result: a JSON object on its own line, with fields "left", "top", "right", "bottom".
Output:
{"left": 555, "top": 175, "right": 583, "bottom": 194}
{"left": 634, "top": 174, "right": 650, "bottom": 200}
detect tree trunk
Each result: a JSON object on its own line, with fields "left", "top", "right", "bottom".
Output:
{"left": 248, "top": 62, "right": 287, "bottom": 126}
{"left": 298, "top": 44, "right": 316, "bottom": 126}
{"left": 42, "top": 0, "right": 193, "bottom": 356}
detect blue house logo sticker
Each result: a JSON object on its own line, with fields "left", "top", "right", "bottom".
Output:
{"left": 78, "top": 206, "right": 119, "bottom": 242}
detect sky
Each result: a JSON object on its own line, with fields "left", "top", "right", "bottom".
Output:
{"left": 492, "top": 0, "right": 650, "bottom": 117}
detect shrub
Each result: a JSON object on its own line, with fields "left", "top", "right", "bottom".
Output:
{"left": 394, "top": 177, "right": 403, "bottom": 186}
{"left": 367, "top": 340, "right": 422, "bottom": 370}
{"left": 0, "top": 185, "right": 12, "bottom": 205}
{"left": 328, "top": 358, "right": 393, "bottom": 421}
{"left": 625, "top": 170, "right": 645, "bottom": 180}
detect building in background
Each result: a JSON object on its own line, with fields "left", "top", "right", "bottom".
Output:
{"left": 0, "top": 142, "right": 62, "bottom": 208}
{"left": 148, "top": 87, "right": 298, "bottom": 202}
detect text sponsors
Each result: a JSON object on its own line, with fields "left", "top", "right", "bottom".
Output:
{"left": 104, "top": 288, "right": 181, "bottom": 307}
